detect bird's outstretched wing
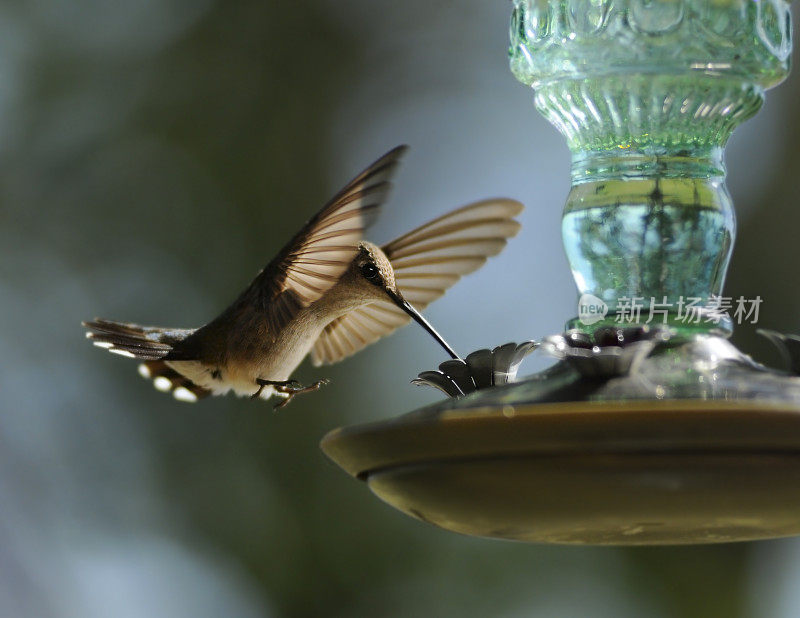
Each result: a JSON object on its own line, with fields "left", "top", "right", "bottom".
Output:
{"left": 310, "top": 198, "right": 524, "bottom": 365}
{"left": 243, "top": 145, "right": 408, "bottom": 332}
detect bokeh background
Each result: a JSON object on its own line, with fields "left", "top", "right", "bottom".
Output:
{"left": 1, "top": 1, "right": 800, "bottom": 617}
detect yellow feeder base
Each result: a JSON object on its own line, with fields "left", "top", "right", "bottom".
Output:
{"left": 321, "top": 400, "right": 800, "bottom": 544}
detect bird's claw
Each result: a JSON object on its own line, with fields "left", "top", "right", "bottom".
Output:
{"left": 272, "top": 379, "right": 330, "bottom": 410}
{"left": 252, "top": 378, "right": 330, "bottom": 408}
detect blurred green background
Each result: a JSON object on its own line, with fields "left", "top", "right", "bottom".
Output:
{"left": 1, "top": 1, "right": 799, "bottom": 617}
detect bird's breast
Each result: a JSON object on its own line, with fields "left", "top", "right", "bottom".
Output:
{"left": 217, "top": 293, "right": 360, "bottom": 395}
{"left": 226, "top": 311, "right": 327, "bottom": 384}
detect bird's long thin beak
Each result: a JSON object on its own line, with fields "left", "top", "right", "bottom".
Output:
{"left": 386, "top": 289, "right": 462, "bottom": 362}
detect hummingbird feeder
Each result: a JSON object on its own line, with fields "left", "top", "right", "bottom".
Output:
{"left": 321, "top": 0, "right": 800, "bottom": 545}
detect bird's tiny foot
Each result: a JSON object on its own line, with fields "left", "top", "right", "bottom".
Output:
{"left": 268, "top": 378, "right": 330, "bottom": 410}
{"left": 251, "top": 378, "right": 303, "bottom": 400}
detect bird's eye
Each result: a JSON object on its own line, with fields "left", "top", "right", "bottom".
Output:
{"left": 361, "top": 263, "right": 380, "bottom": 281}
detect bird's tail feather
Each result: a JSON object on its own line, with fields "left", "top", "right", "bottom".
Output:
{"left": 83, "top": 319, "right": 210, "bottom": 402}
{"left": 83, "top": 318, "right": 192, "bottom": 360}
{"left": 137, "top": 360, "right": 211, "bottom": 402}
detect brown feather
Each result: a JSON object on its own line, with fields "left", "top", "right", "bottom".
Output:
{"left": 239, "top": 145, "right": 408, "bottom": 333}
{"left": 310, "top": 198, "right": 524, "bottom": 366}
{"left": 139, "top": 360, "right": 211, "bottom": 400}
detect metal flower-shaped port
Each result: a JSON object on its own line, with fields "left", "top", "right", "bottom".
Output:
{"left": 412, "top": 341, "right": 538, "bottom": 397}
{"left": 541, "top": 325, "right": 672, "bottom": 379}
{"left": 758, "top": 329, "right": 800, "bottom": 375}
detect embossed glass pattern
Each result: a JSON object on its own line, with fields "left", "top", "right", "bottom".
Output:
{"left": 510, "top": 0, "right": 792, "bottom": 334}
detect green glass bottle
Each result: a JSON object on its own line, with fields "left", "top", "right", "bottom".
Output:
{"left": 510, "top": 0, "right": 791, "bottom": 334}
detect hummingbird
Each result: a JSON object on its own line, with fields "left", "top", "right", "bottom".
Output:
{"left": 84, "top": 146, "right": 523, "bottom": 408}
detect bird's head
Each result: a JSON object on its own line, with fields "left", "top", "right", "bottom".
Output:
{"left": 352, "top": 242, "right": 398, "bottom": 298}
{"left": 345, "top": 242, "right": 460, "bottom": 360}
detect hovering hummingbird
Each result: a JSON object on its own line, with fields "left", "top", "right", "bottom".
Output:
{"left": 84, "top": 146, "right": 523, "bottom": 408}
